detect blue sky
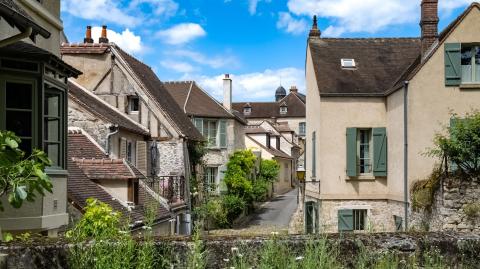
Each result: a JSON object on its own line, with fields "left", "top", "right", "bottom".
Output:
{"left": 61, "top": 0, "right": 476, "bottom": 102}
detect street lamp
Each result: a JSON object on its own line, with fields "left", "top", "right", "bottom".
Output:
{"left": 296, "top": 167, "right": 306, "bottom": 182}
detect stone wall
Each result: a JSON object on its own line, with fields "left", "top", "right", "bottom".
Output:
{"left": 68, "top": 102, "right": 110, "bottom": 149}
{"left": 157, "top": 140, "right": 185, "bottom": 176}
{"left": 1, "top": 233, "right": 479, "bottom": 268}
{"left": 410, "top": 177, "right": 480, "bottom": 232}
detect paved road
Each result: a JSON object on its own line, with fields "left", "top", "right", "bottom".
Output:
{"left": 240, "top": 187, "right": 299, "bottom": 229}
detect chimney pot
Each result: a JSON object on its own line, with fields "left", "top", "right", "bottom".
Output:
{"left": 99, "top": 25, "right": 109, "bottom": 43}
{"left": 225, "top": 74, "right": 230, "bottom": 79}
{"left": 290, "top": 86, "right": 298, "bottom": 93}
{"left": 223, "top": 74, "right": 232, "bottom": 111}
{"left": 420, "top": 0, "right": 438, "bottom": 59}
{"left": 84, "top": 25, "right": 93, "bottom": 43}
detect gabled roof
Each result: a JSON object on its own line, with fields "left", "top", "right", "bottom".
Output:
{"left": 68, "top": 80, "right": 149, "bottom": 136}
{"left": 309, "top": 37, "right": 421, "bottom": 96}
{"left": 232, "top": 92, "right": 306, "bottom": 119}
{"left": 72, "top": 158, "right": 138, "bottom": 180}
{"left": 68, "top": 130, "right": 107, "bottom": 159}
{"left": 0, "top": 0, "right": 50, "bottom": 41}
{"left": 246, "top": 135, "right": 292, "bottom": 159}
{"left": 163, "top": 81, "right": 234, "bottom": 119}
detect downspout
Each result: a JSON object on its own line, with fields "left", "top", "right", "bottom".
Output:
{"left": 0, "top": 26, "right": 32, "bottom": 47}
{"left": 106, "top": 125, "right": 119, "bottom": 157}
{"left": 403, "top": 81, "right": 409, "bottom": 231}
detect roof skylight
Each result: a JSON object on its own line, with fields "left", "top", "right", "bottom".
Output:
{"left": 341, "top": 58, "right": 356, "bottom": 69}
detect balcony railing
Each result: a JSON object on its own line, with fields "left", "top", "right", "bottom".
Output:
{"left": 143, "top": 176, "right": 186, "bottom": 204}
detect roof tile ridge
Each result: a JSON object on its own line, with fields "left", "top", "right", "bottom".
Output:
{"left": 191, "top": 81, "right": 236, "bottom": 118}
{"left": 123, "top": 159, "right": 137, "bottom": 178}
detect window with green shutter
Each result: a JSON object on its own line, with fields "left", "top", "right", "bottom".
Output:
{"left": 445, "top": 43, "right": 461, "bottom": 86}
{"left": 311, "top": 131, "right": 316, "bottom": 178}
{"left": 305, "top": 201, "right": 318, "bottom": 234}
{"left": 193, "top": 118, "right": 226, "bottom": 148}
{"left": 372, "top": 127, "right": 387, "bottom": 177}
{"left": 338, "top": 209, "right": 353, "bottom": 231}
{"left": 219, "top": 120, "right": 227, "bottom": 148}
{"left": 346, "top": 128, "right": 357, "bottom": 177}
{"left": 346, "top": 127, "right": 387, "bottom": 178}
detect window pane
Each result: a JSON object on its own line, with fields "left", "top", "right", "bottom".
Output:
{"left": 44, "top": 118, "right": 59, "bottom": 141}
{"left": 461, "top": 47, "right": 472, "bottom": 65}
{"left": 44, "top": 93, "right": 59, "bottom": 116}
{"left": 19, "top": 138, "right": 32, "bottom": 155}
{"left": 6, "top": 82, "right": 32, "bottom": 109}
{"left": 475, "top": 47, "right": 480, "bottom": 82}
{"left": 46, "top": 143, "right": 59, "bottom": 166}
{"left": 209, "top": 121, "right": 217, "bottom": 146}
{"left": 6, "top": 111, "right": 32, "bottom": 137}
{"left": 359, "top": 130, "right": 371, "bottom": 174}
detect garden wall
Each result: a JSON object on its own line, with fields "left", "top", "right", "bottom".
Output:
{"left": 410, "top": 176, "right": 480, "bottom": 232}
{"left": 1, "top": 232, "right": 480, "bottom": 268}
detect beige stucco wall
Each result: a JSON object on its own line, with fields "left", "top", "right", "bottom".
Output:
{"left": 97, "top": 179, "right": 130, "bottom": 203}
{"left": 407, "top": 7, "right": 480, "bottom": 187}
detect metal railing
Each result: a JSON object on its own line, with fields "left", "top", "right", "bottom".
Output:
{"left": 143, "top": 176, "right": 186, "bottom": 204}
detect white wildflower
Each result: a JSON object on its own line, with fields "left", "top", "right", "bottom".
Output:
{"left": 296, "top": 256, "right": 304, "bottom": 261}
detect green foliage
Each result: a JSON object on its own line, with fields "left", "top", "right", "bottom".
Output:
{"left": 187, "top": 228, "right": 207, "bottom": 269}
{"left": 259, "top": 159, "right": 280, "bottom": 182}
{"left": 410, "top": 166, "right": 443, "bottom": 211}
{"left": 429, "top": 110, "right": 480, "bottom": 178}
{"left": 299, "top": 237, "right": 341, "bottom": 269}
{"left": 205, "top": 198, "right": 228, "bottom": 228}
{"left": 0, "top": 131, "right": 53, "bottom": 210}
{"left": 224, "top": 150, "right": 256, "bottom": 199}
{"left": 2, "top": 232, "right": 13, "bottom": 243}
{"left": 463, "top": 202, "right": 480, "bottom": 220}
{"left": 222, "top": 194, "right": 246, "bottom": 224}
{"left": 252, "top": 179, "right": 270, "bottom": 202}
{"left": 257, "top": 236, "right": 296, "bottom": 269}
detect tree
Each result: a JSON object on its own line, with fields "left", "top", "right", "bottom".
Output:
{"left": 0, "top": 131, "right": 53, "bottom": 210}
{"left": 223, "top": 149, "right": 256, "bottom": 199}
{"left": 259, "top": 159, "right": 280, "bottom": 183}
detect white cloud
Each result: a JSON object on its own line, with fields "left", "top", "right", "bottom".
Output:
{"left": 170, "top": 50, "right": 238, "bottom": 69}
{"left": 91, "top": 27, "right": 142, "bottom": 54}
{"left": 156, "top": 23, "right": 206, "bottom": 45}
{"left": 62, "top": 0, "right": 139, "bottom": 26}
{"left": 248, "top": 0, "right": 272, "bottom": 15}
{"left": 277, "top": 12, "right": 308, "bottom": 35}
{"left": 186, "top": 68, "right": 305, "bottom": 101}
{"left": 129, "top": 0, "right": 178, "bottom": 17}
{"left": 160, "top": 60, "right": 195, "bottom": 73}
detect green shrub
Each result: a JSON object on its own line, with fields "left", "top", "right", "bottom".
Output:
{"left": 224, "top": 150, "right": 256, "bottom": 199}
{"left": 222, "top": 194, "right": 246, "bottom": 224}
{"left": 252, "top": 179, "right": 270, "bottom": 202}
{"left": 259, "top": 159, "right": 280, "bottom": 182}
{"left": 463, "top": 202, "right": 480, "bottom": 220}
{"left": 411, "top": 166, "right": 442, "bottom": 211}
{"left": 206, "top": 198, "right": 228, "bottom": 228}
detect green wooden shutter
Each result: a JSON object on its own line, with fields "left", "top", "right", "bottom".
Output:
{"left": 313, "top": 202, "right": 319, "bottom": 233}
{"left": 346, "top": 128, "right": 357, "bottom": 177}
{"left": 373, "top": 127, "right": 387, "bottom": 177}
{"left": 219, "top": 120, "right": 227, "bottom": 148}
{"left": 338, "top": 209, "right": 353, "bottom": 232}
{"left": 305, "top": 202, "right": 313, "bottom": 234}
{"left": 311, "top": 131, "right": 316, "bottom": 177}
{"left": 394, "top": 215, "right": 403, "bottom": 232}
{"left": 445, "top": 43, "right": 461, "bottom": 86}
{"left": 119, "top": 137, "right": 127, "bottom": 159}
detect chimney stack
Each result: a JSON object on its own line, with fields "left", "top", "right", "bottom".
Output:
{"left": 309, "top": 15, "right": 321, "bottom": 38}
{"left": 84, "top": 26, "right": 93, "bottom": 43}
{"left": 290, "top": 86, "right": 298, "bottom": 93}
{"left": 420, "top": 0, "right": 438, "bottom": 58}
{"left": 223, "top": 74, "right": 232, "bottom": 111}
{"left": 99, "top": 25, "right": 109, "bottom": 43}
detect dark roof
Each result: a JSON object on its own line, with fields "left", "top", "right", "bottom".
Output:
{"left": 68, "top": 81, "right": 149, "bottom": 136}
{"left": 246, "top": 135, "right": 292, "bottom": 159}
{"left": 0, "top": 0, "right": 50, "bottom": 41}
{"left": 309, "top": 38, "right": 421, "bottom": 96}
{"left": 163, "top": 81, "right": 234, "bottom": 119}
{"left": 60, "top": 43, "right": 110, "bottom": 54}
{"left": 275, "top": 86, "right": 286, "bottom": 95}
{"left": 68, "top": 131, "right": 107, "bottom": 159}
{"left": 0, "top": 41, "right": 81, "bottom": 78}
{"left": 113, "top": 46, "right": 203, "bottom": 141}
{"left": 233, "top": 92, "right": 306, "bottom": 119}
{"left": 72, "top": 158, "right": 138, "bottom": 180}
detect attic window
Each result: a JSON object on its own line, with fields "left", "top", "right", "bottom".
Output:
{"left": 341, "top": 58, "right": 356, "bottom": 69}
{"left": 280, "top": 106, "right": 288, "bottom": 114}
{"left": 128, "top": 96, "right": 139, "bottom": 113}
{"left": 243, "top": 107, "right": 251, "bottom": 115}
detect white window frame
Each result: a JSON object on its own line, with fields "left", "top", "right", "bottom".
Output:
{"left": 205, "top": 167, "right": 218, "bottom": 194}
{"left": 194, "top": 118, "right": 221, "bottom": 148}
{"left": 280, "top": 106, "right": 287, "bottom": 114}
{"left": 299, "top": 122, "right": 306, "bottom": 136}
{"left": 461, "top": 45, "right": 480, "bottom": 83}
{"left": 128, "top": 96, "right": 139, "bottom": 114}
{"left": 243, "top": 107, "right": 251, "bottom": 114}
{"left": 357, "top": 129, "right": 372, "bottom": 175}
{"left": 341, "top": 58, "right": 356, "bottom": 69}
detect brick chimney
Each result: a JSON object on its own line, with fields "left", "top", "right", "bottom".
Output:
{"left": 420, "top": 0, "right": 439, "bottom": 58}
{"left": 309, "top": 15, "right": 321, "bottom": 38}
{"left": 223, "top": 74, "right": 232, "bottom": 111}
{"left": 99, "top": 25, "right": 109, "bottom": 43}
{"left": 84, "top": 26, "right": 93, "bottom": 43}
{"left": 290, "top": 86, "right": 298, "bottom": 93}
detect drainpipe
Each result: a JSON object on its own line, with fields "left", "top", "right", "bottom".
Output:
{"left": 0, "top": 26, "right": 32, "bottom": 47}
{"left": 403, "top": 81, "right": 409, "bottom": 231}
{"left": 106, "top": 125, "right": 119, "bottom": 157}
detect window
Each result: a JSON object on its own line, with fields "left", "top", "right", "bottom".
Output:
{"left": 44, "top": 87, "right": 63, "bottom": 167}
{"left": 461, "top": 45, "right": 480, "bottom": 83}
{"left": 266, "top": 133, "right": 271, "bottom": 148}
{"left": 128, "top": 96, "right": 139, "bottom": 113}
{"left": 205, "top": 167, "right": 218, "bottom": 193}
{"left": 358, "top": 129, "right": 372, "bottom": 174}
{"left": 311, "top": 131, "right": 316, "bottom": 178}
{"left": 346, "top": 127, "right": 387, "bottom": 177}
{"left": 243, "top": 107, "right": 251, "bottom": 114}
{"left": 193, "top": 118, "right": 227, "bottom": 148}
{"left": 276, "top": 136, "right": 280, "bottom": 149}
{"left": 299, "top": 122, "right": 306, "bottom": 136}
{"left": 126, "top": 140, "right": 136, "bottom": 165}
{"left": 305, "top": 201, "right": 318, "bottom": 234}
{"left": 338, "top": 209, "right": 367, "bottom": 231}
{"left": 341, "top": 58, "right": 356, "bottom": 69}
{"left": 280, "top": 106, "right": 288, "bottom": 114}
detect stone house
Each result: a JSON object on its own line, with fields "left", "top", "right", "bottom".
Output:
{"left": 244, "top": 121, "right": 299, "bottom": 194}
{"left": 232, "top": 86, "right": 306, "bottom": 170}
{"left": 163, "top": 76, "right": 247, "bottom": 194}
{"left": 0, "top": 0, "right": 81, "bottom": 235}
{"left": 304, "top": 1, "right": 480, "bottom": 233}
{"left": 68, "top": 128, "right": 176, "bottom": 236}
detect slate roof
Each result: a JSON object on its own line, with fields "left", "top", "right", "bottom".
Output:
{"left": 232, "top": 92, "right": 306, "bottom": 119}
{"left": 0, "top": 0, "right": 50, "bottom": 41}
{"left": 68, "top": 80, "right": 149, "bottom": 136}
{"left": 309, "top": 38, "right": 421, "bottom": 96}
{"left": 163, "top": 81, "right": 234, "bottom": 119}
{"left": 0, "top": 41, "right": 81, "bottom": 77}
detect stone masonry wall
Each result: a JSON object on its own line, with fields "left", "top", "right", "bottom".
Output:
{"left": 157, "top": 140, "right": 185, "bottom": 176}
{"left": 410, "top": 177, "right": 480, "bottom": 232}
{"left": 68, "top": 102, "right": 111, "bottom": 149}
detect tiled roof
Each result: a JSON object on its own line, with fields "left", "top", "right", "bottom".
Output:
{"left": 233, "top": 92, "right": 306, "bottom": 119}
{"left": 60, "top": 43, "right": 110, "bottom": 54}
{"left": 68, "top": 80, "right": 149, "bottom": 136}
{"left": 275, "top": 122, "right": 293, "bottom": 132}
{"left": 308, "top": 37, "right": 420, "bottom": 96}
{"left": 244, "top": 126, "right": 269, "bottom": 134}
{"left": 0, "top": 0, "right": 50, "bottom": 40}
{"left": 68, "top": 131, "right": 107, "bottom": 159}
{"left": 247, "top": 135, "right": 292, "bottom": 159}
{"left": 72, "top": 158, "right": 136, "bottom": 180}
{"left": 163, "top": 81, "right": 234, "bottom": 119}
{"left": 113, "top": 46, "right": 203, "bottom": 141}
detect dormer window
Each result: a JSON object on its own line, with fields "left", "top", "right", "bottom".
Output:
{"left": 243, "top": 107, "right": 251, "bottom": 115}
{"left": 280, "top": 106, "right": 288, "bottom": 114}
{"left": 341, "top": 58, "right": 356, "bottom": 69}
{"left": 128, "top": 96, "right": 139, "bottom": 113}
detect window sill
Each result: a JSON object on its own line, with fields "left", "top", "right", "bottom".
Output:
{"left": 460, "top": 84, "right": 480, "bottom": 89}
{"left": 346, "top": 175, "right": 376, "bottom": 181}
{"left": 128, "top": 111, "right": 139, "bottom": 114}
{"left": 206, "top": 147, "right": 227, "bottom": 151}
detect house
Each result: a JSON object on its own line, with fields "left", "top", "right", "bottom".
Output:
{"left": 304, "top": 1, "right": 480, "bottom": 233}
{"left": 232, "top": 86, "right": 306, "bottom": 169}
{"left": 61, "top": 26, "right": 204, "bottom": 234}
{"left": 244, "top": 121, "right": 299, "bottom": 194}
{"left": 0, "top": 0, "right": 81, "bottom": 235}
{"left": 67, "top": 128, "right": 175, "bottom": 236}
{"left": 163, "top": 75, "right": 247, "bottom": 194}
